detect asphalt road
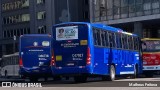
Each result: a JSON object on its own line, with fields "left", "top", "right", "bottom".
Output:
{"left": 0, "top": 75, "right": 160, "bottom": 90}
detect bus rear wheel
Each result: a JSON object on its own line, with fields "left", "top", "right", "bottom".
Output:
{"left": 54, "top": 76, "right": 61, "bottom": 81}
{"left": 108, "top": 65, "right": 115, "bottom": 81}
{"left": 30, "top": 78, "right": 38, "bottom": 82}
{"left": 132, "top": 65, "right": 138, "bottom": 79}
{"left": 74, "top": 76, "right": 87, "bottom": 83}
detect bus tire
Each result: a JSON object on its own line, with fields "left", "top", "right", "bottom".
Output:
{"left": 74, "top": 76, "right": 87, "bottom": 83}
{"left": 30, "top": 78, "right": 38, "bottom": 82}
{"left": 132, "top": 65, "right": 138, "bottom": 79}
{"left": 102, "top": 76, "right": 109, "bottom": 81}
{"left": 108, "top": 65, "right": 115, "bottom": 81}
{"left": 20, "top": 75, "right": 25, "bottom": 79}
{"left": 44, "top": 77, "right": 48, "bottom": 81}
{"left": 54, "top": 76, "right": 61, "bottom": 81}
{"left": 144, "top": 73, "right": 153, "bottom": 78}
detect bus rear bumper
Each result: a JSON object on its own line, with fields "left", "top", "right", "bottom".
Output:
{"left": 19, "top": 67, "right": 52, "bottom": 77}
{"left": 51, "top": 66, "right": 91, "bottom": 76}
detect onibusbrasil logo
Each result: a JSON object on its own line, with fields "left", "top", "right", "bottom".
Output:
{"left": 2, "top": 82, "right": 42, "bottom": 87}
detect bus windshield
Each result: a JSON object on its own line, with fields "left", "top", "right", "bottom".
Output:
{"left": 21, "top": 37, "right": 50, "bottom": 50}
{"left": 142, "top": 40, "right": 160, "bottom": 52}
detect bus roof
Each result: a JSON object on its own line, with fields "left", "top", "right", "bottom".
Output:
{"left": 141, "top": 38, "right": 160, "bottom": 40}
{"left": 53, "top": 22, "right": 90, "bottom": 26}
{"left": 2, "top": 52, "right": 19, "bottom": 58}
{"left": 91, "top": 23, "right": 137, "bottom": 36}
{"left": 53, "top": 22, "right": 137, "bottom": 37}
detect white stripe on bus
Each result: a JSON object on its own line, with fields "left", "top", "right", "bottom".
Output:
{"left": 120, "top": 71, "right": 134, "bottom": 74}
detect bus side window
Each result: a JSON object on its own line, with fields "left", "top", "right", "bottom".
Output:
{"left": 93, "top": 28, "right": 98, "bottom": 45}
{"left": 93, "top": 28, "right": 101, "bottom": 46}
{"left": 131, "top": 36, "right": 134, "bottom": 50}
{"left": 105, "top": 31, "right": 109, "bottom": 47}
{"left": 132, "top": 37, "right": 134, "bottom": 50}
{"left": 128, "top": 36, "right": 132, "bottom": 50}
{"left": 127, "top": 36, "right": 129, "bottom": 49}
{"left": 129, "top": 36, "right": 131, "bottom": 50}
{"left": 136, "top": 37, "right": 140, "bottom": 50}
{"left": 113, "top": 33, "right": 117, "bottom": 48}
{"left": 133, "top": 37, "right": 137, "bottom": 50}
{"left": 125, "top": 35, "right": 129, "bottom": 49}
{"left": 101, "top": 30, "right": 106, "bottom": 47}
{"left": 120, "top": 34, "right": 123, "bottom": 49}
{"left": 97, "top": 29, "right": 101, "bottom": 46}
{"left": 16, "top": 56, "right": 19, "bottom": 64}
{"left": 115, "top": 33, "right": 119, "bottom": 48}
{"left": 122, "top": 35, "right": 125, "bottom": 49}
{"left": 109, "top": 32, "right": 113, "bottom": 47}
{"left": 111, "top": 32, "right": 116, "bottom": 48}
{"left": 118, "top": 33, "right": 122, "bottom": 49}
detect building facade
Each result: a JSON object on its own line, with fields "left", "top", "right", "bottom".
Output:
{"left": 0, "top": 0, "right": 90, "bottom": 57}
{"left": 90, "top": 0, "right": 160, "bottom": 38}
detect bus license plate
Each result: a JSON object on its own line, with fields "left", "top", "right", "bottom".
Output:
{"left": 66, "top": 63, "right": 75, "bottom": 66}
{"left": 33, "top": 70, "right": 39, "bottom": 72}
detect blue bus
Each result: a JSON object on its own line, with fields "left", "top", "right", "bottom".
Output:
{"left": 51, "top": 22, "right": 143, "bottom": 82}
{"left": 19, "top": 34, "right": 53, "bottom": 81}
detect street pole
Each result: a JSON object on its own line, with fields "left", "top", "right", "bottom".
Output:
{"left": 13, "top": 35, "right": 16, "bottom": 76}
{"left": 67, "top": 0, "right": 70, "bottom": 21}
{"left": 13, "top": 35, "right": 16, "bottom": 53}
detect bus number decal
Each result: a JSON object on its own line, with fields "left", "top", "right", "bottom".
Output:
{"left": 72, "top": 54, "right": 83, "bottom": 61}
{"left": 38, "top": 54, "right": 49, "bottom": 60}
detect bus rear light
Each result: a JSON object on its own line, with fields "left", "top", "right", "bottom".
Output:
{"left": 48, "top": 34, "right": 51, "bottom": 37}
{"left": 87, "top": 47, "right": 91, "bottom": 65}
{"left": 50, "top": 55, "right": 55, "bottom": 66}
{"left": 19, "top": 58, "right": 23, "bottom": 67}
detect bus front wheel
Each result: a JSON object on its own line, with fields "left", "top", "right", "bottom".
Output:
{"left": 108, "top": 65, "right": 115, "bottom": 81}
{"left": 144, "top": 73, "right": 153, "bottom": 78}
